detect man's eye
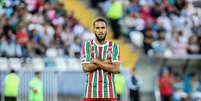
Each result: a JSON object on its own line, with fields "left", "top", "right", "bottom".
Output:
{"left": 101, "top": 27, "right": 105, "bottom": 29}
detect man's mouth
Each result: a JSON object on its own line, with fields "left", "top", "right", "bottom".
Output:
{"left": 98, "top": 33, "right": 104, "bottom": 35}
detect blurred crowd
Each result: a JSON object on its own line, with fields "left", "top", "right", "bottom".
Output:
{"left": 158, "top": 67, "right": 201, "bottom": 101}
{"left": 91, "top": 0, "right": 201, "bottom": 56}
{"left": 0, "top": 0, "right": 200, "bottom": 58}
{"left": 0, "top": 0, "right": 94, "bottom": 58}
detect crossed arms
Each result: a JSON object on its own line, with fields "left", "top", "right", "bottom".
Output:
{"left": 82, "top": 58, "right": 120, "bottom": 73}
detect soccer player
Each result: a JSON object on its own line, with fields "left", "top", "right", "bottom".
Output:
{"left": 81, "top": 18, "right": 120, "bottom": 101}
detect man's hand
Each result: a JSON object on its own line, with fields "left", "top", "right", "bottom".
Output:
{"left": 91, "top": 58, "right": 111, "bottom": 64}
{"left": 91, "top": 58, "right": 120, "bottom": 73}
{"left": 32, "top": 88, "right": 38, "bottom": 93}
{"left": 82, "top": 59, "right": 99, "bottom": 73}
{"left": 91, "top": 58, "right": 99, "bottom": 64}
{"left": 104, "top": 59, "right": 112, "bottom": 64}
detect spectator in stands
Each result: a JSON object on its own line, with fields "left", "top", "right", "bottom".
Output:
{"left": 16, "top": 27, "right": 28, "bottom": 47}
{"left": 157, "top": 12, "right": 172, "bottom": 32}
{"left": 152, "top": 30, "right": 169, "bottom": 56}
{"left": 46, "top": 35, "right": 62, "bottom": 57}
{"left": 140, "top": 3, "right": 151, "bottom": 27}
{"left": 3, "top": 69, "right": 20, "bottom": 101}
{"left": 2, "top": 17, "right": 14, "bottom": 39}
{"left": 40, "top": 24, "right": 54, "bottom": 48}
{"left": 128, "top": 68, "right": 141, "bottom": 101}
{"left": 187, "top": 35, "right": 200, "bottom": 54}
{"left": 69, "top": 35, "right": 82, "bottom": 58}
{"left": 61, "top": 28, "right": 73, "bottom": 56}
{"left": 29, "top": 71, "right": 43, "bottom": 101}
{"left": 67, "top": 11, "right": 79, "bottom": 30}
{"left": 170, "top": 34, "right": 187, "bottom": 56}
{"left": 0, "top": 36, "right": 22, "bottom": 57}
{"left": 143, "top": 27, "right": 155, "bottom": 54}
{"left": 166, "top": 27, "right": 177, "bottom": 45}
{"left": 90, "top": 0, "right": 106, "bottom": 8}
{"left": 158, "top": 67, "right": 173, "bottom": 101}
{"left": 173, "top": 73, "right": 188, "bottom": 101}
{"left": 46, "top": 42, "right": 58, "bottom": 57}
{"left": 191, "top": 15, "right": 201, "bottom": 35}
{"left": 56, "top": 3, "right": 67, "bottom": 17}
{"left": 150, "top": 2, "right": 161, "bottom": 20}
{"left": 28, "top": 29, "right": 46, "bottom": 56}
{"left": 199, "top": 36, "right": 201, "bottom": 54}
{"left": 174, "top": 0, "right": 186, "bottom": 12}
{"left": 186, "top": 73, "right": 201, "bottom": 101}
{"left": 126, "top": 0, "right": 140, "bottom": 15}
{"left": 123, "top": 12, "right": 145, "bottom": 33}
{"left": 106, "top": 0, "right": 123, "bottom": 39}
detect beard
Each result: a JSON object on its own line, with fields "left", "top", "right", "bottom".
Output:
{"left": 95, "top": 33, "right": 107, "bottom": 42}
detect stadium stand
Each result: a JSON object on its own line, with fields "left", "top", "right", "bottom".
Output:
{"left": 96, "top": 0, "right": 201, "bottom": 57}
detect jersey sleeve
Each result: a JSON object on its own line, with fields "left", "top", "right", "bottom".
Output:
{"left": 112, "top": 43, "right": 120, "bottom": 62}
{"left": 81, "top": 41, "right": 91, "bottom": 64}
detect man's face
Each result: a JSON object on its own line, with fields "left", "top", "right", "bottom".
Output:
{"left": 94, "top": 21, "right": 107, "bottom": 42}
{"left": 36, "top": 74, "right": 41, "bottom": 79}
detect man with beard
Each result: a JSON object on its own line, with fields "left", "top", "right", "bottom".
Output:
{"left": 81, "top": 18, "right": 120, "bottom": 101}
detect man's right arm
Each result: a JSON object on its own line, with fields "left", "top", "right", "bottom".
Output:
{"left": 82, "top": 63, "right": 98, "bottom": 73}
{"left": 81, "top": 41, "right": 98, "bottom": 72}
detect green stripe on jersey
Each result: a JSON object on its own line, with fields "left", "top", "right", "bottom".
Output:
{"left": 92, "top": 44, "right": 98, "bottom": 98}
{"left": 112, "top": 74, "right": 117, "bottom": 97}
{"left": 102, "top": 45, "right": 108, "bottom": 61}
{"left": 103, "top": 70, "right": 108, "bottom": 98}
{"left": 112, "top": 43, "right": 118, "bottom": 61}
{"left": 94, "top": 45, "right": 98, "bottom": 58}
{"left": 83, "top": 73, "right": 88, "bottom": 98}
{"left": 86, "top": 41, "right": 91, "bottom": 61}
{"left": 102, "top": 45, "right": 108, "bottom": 98}
{"left": 93, "top": 70, "right": 98, "bottom": 98}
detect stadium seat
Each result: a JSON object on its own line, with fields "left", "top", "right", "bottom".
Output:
{"left": 66, "top": 57, "right": 82, "bottom": 71}
{"left": 55, "top": 57, "right": 67, "bottom": 71}
{"left": 44, "top": 57, "right": 56, "bottom": 69}
{"left": 129, "top": 31, "right": 144, "bottom": 47}
{"left": 0, "top": 58, "right": 8, "bottom": 70}
{"left": 46, "top": 48, "right": 59, "bottom": 58}
{"left": 8, "top": 58, "right": 22, "bottom": 70}
{"left": 32, "top": 57, "right": 45, "bottom": 70}
{"left": 22, "top": 58, "right": 33, "bottom": 69}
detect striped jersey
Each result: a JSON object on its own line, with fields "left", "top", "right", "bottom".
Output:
{"left": 81, "top": 39, "right": 120, "bottom": 98}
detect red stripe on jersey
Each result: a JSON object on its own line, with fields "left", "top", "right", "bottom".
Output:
{"left": 90, "top": 40, "right": 95, "bottom": 58}
{"left": 108, "top": 72, "right": 114, "bottom": 98}
{"left": 107, "top": 41, "right": 114, "bottom": 98}
{"left": 98, "top": 46, "right": 103, "bottom": 60}
{"left": 88, "top": 72, "right": 94, "bottom": 98}
{"left": 107, "top": 41, "right": 112, "bottom": 61}
{"left": 88, "top": 40, "right": 95, "bottom": 98}
{"left": 98, "top": 47, "right": 103, "bottom": 98}
{"left": 82, "top": 42, "right": 85, "bottom": 57}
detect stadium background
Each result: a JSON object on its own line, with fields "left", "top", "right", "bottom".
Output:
{"left": 0, "top": 0, "right": 201, "bottom": 101}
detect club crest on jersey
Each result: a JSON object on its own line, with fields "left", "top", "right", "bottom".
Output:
{"left": 107, "top": 51, "right": 112, "bottom": 57}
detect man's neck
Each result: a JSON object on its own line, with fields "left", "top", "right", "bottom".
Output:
{"left": 95, "top": 39, "right": 107, "bottom": 45}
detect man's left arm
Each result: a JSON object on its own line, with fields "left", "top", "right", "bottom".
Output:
{"left": 92, "top": 59, "right": 120, "bottom": 73}
{"left": 92, "top": 43, "right": 120, "bottom": 73}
